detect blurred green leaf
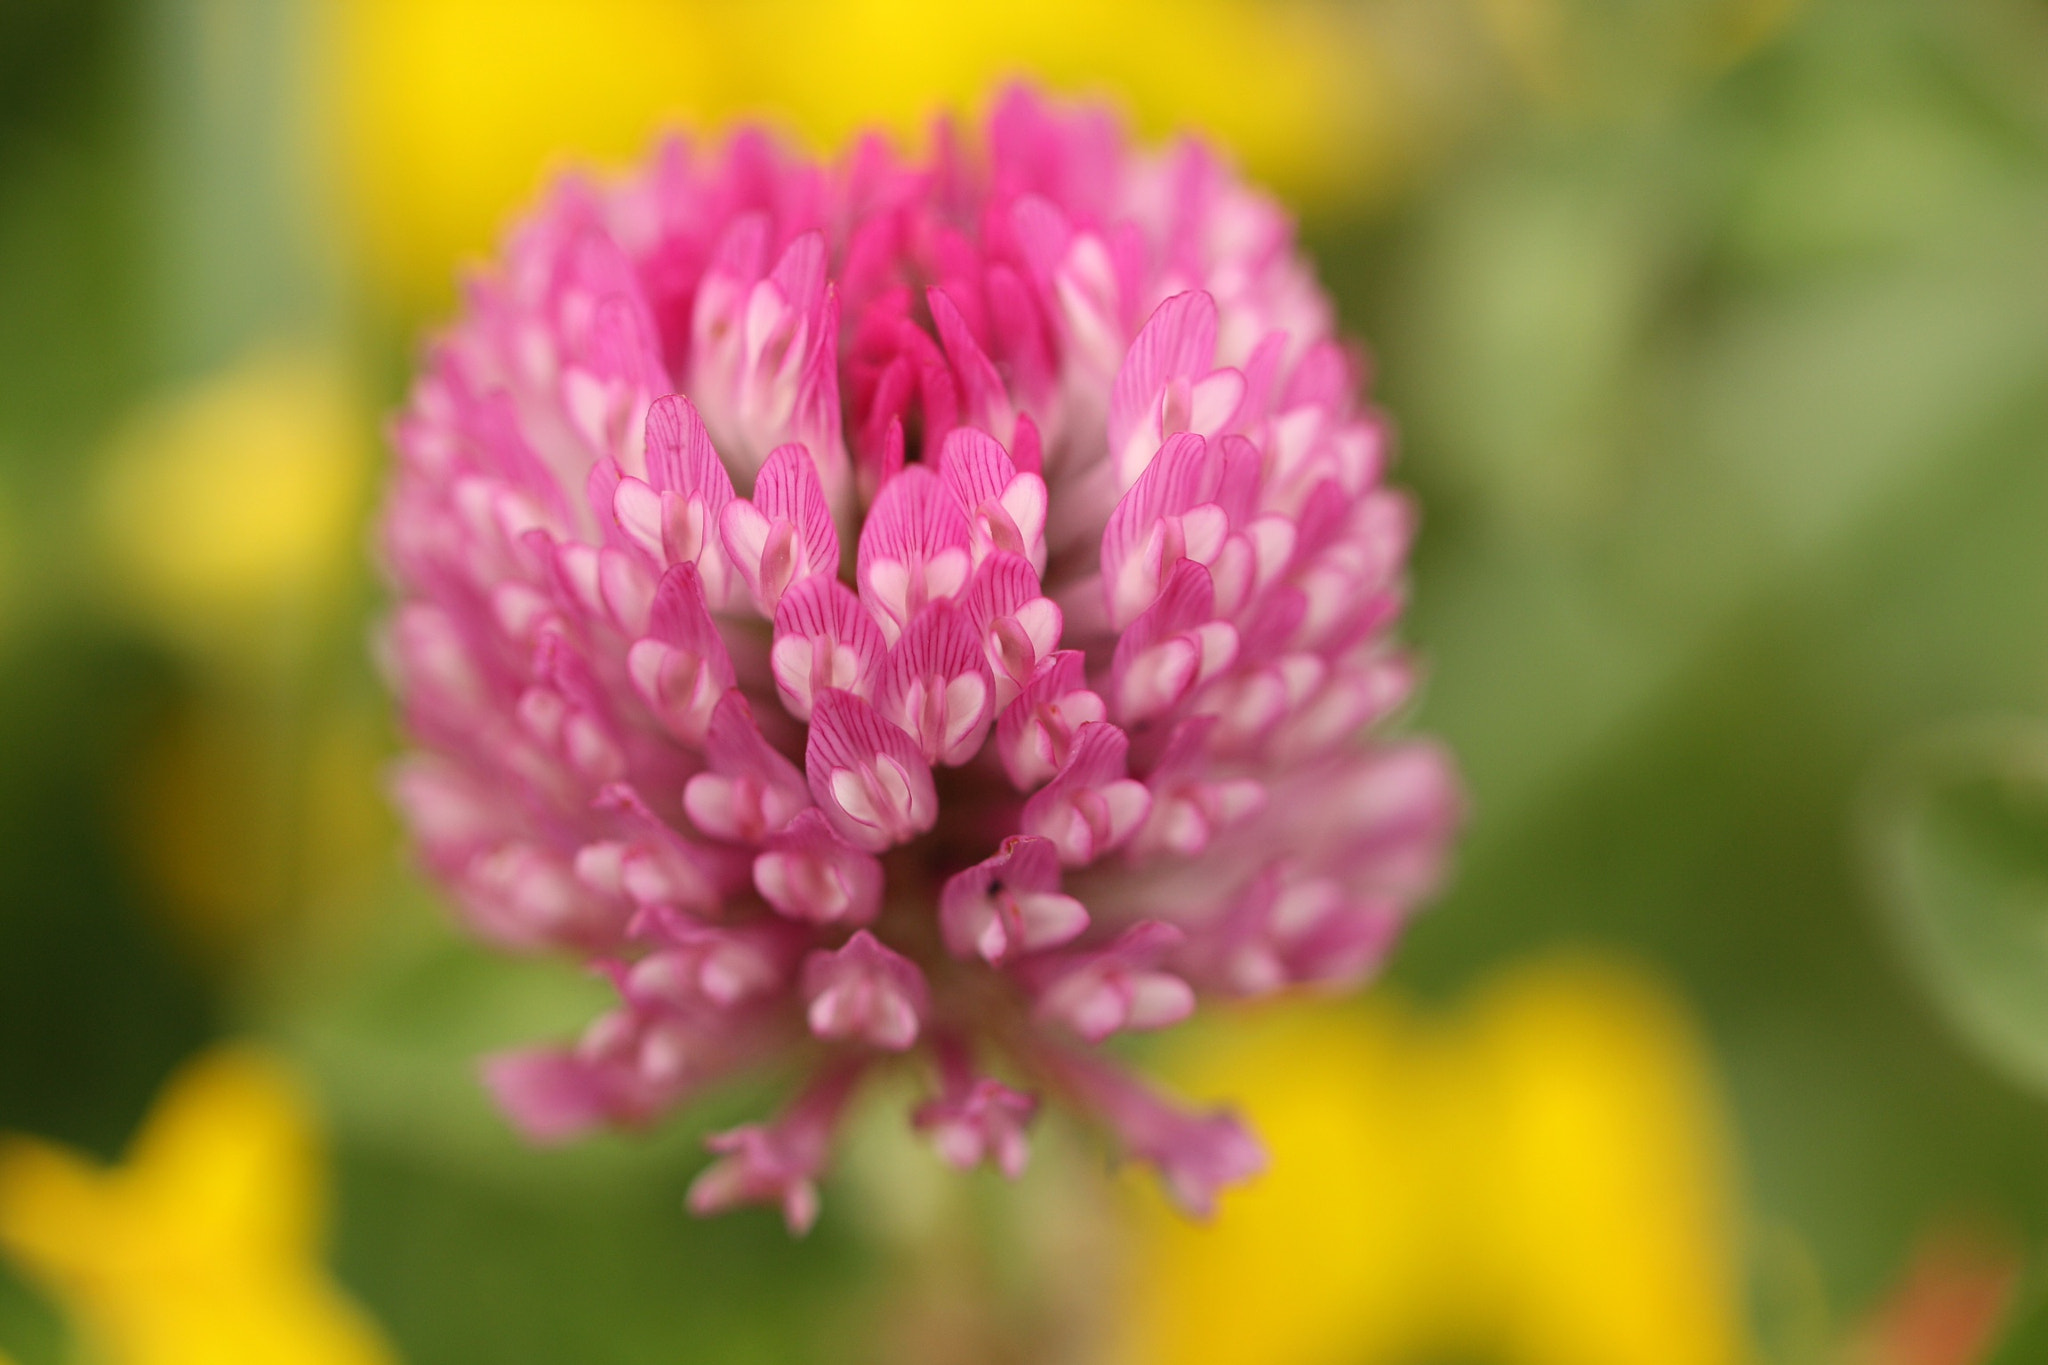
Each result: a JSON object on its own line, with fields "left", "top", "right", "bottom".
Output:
{"left": 0, "top": 628, "right": 213, "bottom": 1156}
{"left": 1986, "top": 1276, "right": 2048, "bottom": 1365}
{"left": 1863, "top": 720, "right": 2048, "bottom": 1095}
{"left": 1350, "top": 0, "right": 2048, "bottom": 1309}
{"left": 0, "top": 1258, "right": 65, "bottom": 1365}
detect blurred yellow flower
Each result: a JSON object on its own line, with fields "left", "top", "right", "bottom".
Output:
{"left": 322, "top": 0, "right": 1382, "bottom": 307}
{"left": 0, "top": 1047, "right": 396, "bottom": 1365}
{"left": 1116, "top": 956, "right": 1751, "bottom": 1365}
{"left": 92, "top": 348, "right": 367, "bottom": 661}
{"left": 89, "top": 349, "right": 389, "bottom": 962}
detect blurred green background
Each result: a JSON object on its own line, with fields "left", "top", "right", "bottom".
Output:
{"left": 1, "top": 0, "right": 2046, "bottom": 1362}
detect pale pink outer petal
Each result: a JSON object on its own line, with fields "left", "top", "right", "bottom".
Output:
{"left": 719, "top": 441, "right": 839, "bottom": 614}
{"left": 800, "top": 930, "right": 930, "bottom": 1050}
{"left": 996, "top": 650, "right": 1108, "bottom": 791}
{"left": 937, "top": 426, "right": 1048, "bottom": 573}
{"left": 752, "top": 807, "right": 885, "bottom": 926}
{"left": 1110, "top": 560, "right": 1239, "bottom": 725}
{"left": 914, "top": 1070, "right": 1038, "bottom": 1178}
{"left": 964, "top": 552, "right": 1063, "bottom": 709}
{"left": 688, "top": 1065, "right": 862, "bottom": 1234}
{"left": 682, "top": 693, "right": 811, "bottom": 843}
{"left": 1040, "top": 1048, "right": 1266, "bottom": 1219}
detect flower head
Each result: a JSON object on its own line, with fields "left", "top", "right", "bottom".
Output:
{"left": 381, "top": 87, "right": 1459, "bottom": 1227}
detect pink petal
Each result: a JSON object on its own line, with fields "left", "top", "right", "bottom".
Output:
{"left": 938, "top": 834, "right": 1088, "bottom": 963}
{"left": 618, "top": 915, "right": 798, "bottom": 1009}
{"left": 937, "top": 426, "right": 1047, "bottom": 573}
{"left": 644, "top": 393, "right": 732, "bottom": 501}
{"left": 482, "top": 1048, "right": 613, "bottom": 1145}
{"left": 688, "top": 1066, "right": 862, "bottom": 1234}
{"left": 800, "top": 930, "right": 930, "bottom": 1051}
{"left": 682, "top": 693, "right": 811, "bottom": 843}
{"left": 719, "top": 441, "right": 839, "bottom": 613}
{"left": 875, "top": 600, "right": 996, "bottom": 766}
{"left": 688, "top": 226, "right": 847, "bottom": 506}
{"left": 625, "top": 563, "right": 733, "bottom": 745}
{"left": 928, "top": 289, "right": 1017, "bottom": 443}
{"left": 752, "top": 808, "right": 884, "bottom": 926}
{"left": 914, "top": 1043, "right": 1038, "bottom": 1178}
{"left": 804, "top": 689, "right": 938, "bottom": 852}
{"left": 1045, "top": 1049, "right": 1266, "bottom": 1219}
{"left": 964, "top": 552, "right": 1063, "bottom": 708}
{"left": 1101, "top": 430, "right": 1227, "bottom": 628}
{"left": 769, "top": 575, "right": 886, "bottom": 721}
{"left": 460, "top": 841, "right": 623, "bottom": 950}
{"left": 1111, "top": 560, "right": 1238, "bottom": 725}
{"left": 857, "top": 465, "right": 973, "bottom": 643}
{"left": 996, "top": 651, "right": 1108, "bottom": 791}
{"left": 641, "top": 394, "right": 738, "bottom": 605}
{"left": 1028, "top": 921, "right": 1191, "bottom": 1042}
{"left": 1020, "top": 721, "right": 1152, "bottom": 866}
{"left": 1109, "top": 291, "right": 1218, "bottom": 485}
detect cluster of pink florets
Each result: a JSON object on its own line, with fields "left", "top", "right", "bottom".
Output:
{"left": 382, "top": 89, "right": 1459, "bottom": 1230}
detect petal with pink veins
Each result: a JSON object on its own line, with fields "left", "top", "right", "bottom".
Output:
{"left": 1108, "top": 291, "right": 1247, "bottom": 490}
{"left": 1129, "top": 717, "right": 1268, "bottom": 860}
{"left": 939, "top": 834, "right": 1089, "bottom": 963}
{"left": 876, "top": 601, "right": 996, "bottom": 766}
{"left": 1038, "top": 1049, "right": 1265, "bottom": 1218}
{"left": 1101, "top": 431, "right": 1237, "bottom": 629}
{"left": 617, "top": 914, "right": 797, "bottom": 1010}
{"left": 915, "top": 1043, "right": 1038, "bottom": 1178}
{"left": 720, "top": 441, "right": 840, "bottom": 614}
{"left": 688, "top": 226, "right": 848, "bottom": 506}
{"left": 927, "top": 289, "right": 1018, "bottom": 448}
{"left": 857, "top": 465, "right": 973, "bottom": 643}
{"left": 964, "top": 552, "right": 1063, "bottom": 709}
{"left": 936, "top": 426, "right": 1047, "bottom": 573}
{"left": 626, "top": 563, "right": 733, "bottom": 745}
{"left": 1111, "top": 561, "right": 1239, "bottom": 725}
{"left": 1027, "top": 921, "right": 1194, "bottom": 1042}
{"left": 996, "top": 651, "right": 1108, "bottom": 791}
{"left": 770, "top": 576, "right": 885, "bottom": 720}
{"left": 688, "top": 1067, "right": 862, "bottom": 1234}
{"left": 641, "top": 394, "right": 738, "bottom": 604}
{"left": 1020, "top": 721, "right": 1152, "bottom": 866}
{"left": 804, "top": 689, "right": 938, "bottom": 852}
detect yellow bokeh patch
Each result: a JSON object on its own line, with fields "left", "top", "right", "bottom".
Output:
{"left": 320, "top": 0, "right": 1382, "bottom": 308}
{"left": 1117, "top": 956, "right": 1751, "bottom": 1365}
{"left": 93, "top": 349, "right": 366, "bottom": 651}
{"left": 0, "top": 1047, "right": 396, "bottom": 1365}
